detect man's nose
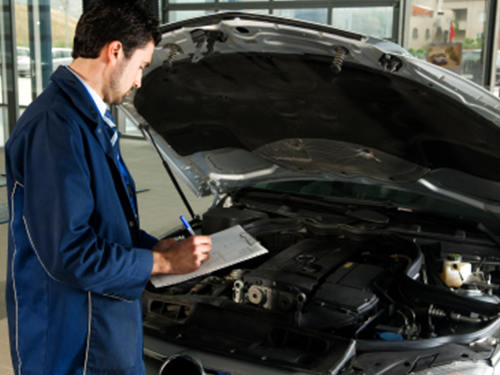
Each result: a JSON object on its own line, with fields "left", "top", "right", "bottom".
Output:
{"left": 134, "top": 70, "right": 143, "bottom": 89}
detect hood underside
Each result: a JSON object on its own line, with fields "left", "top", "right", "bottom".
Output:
{"left": 121, "top": 12, "right": 500, "bottom": 206}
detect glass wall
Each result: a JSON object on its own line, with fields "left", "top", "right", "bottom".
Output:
{"left": 275, "top": 9, "right": 328, "bottom": 25}
{"left": 332, "top": 7, "right": 394, "bottom": 39}
{"left": 163, "top": 0, "right": 398, "bottom": 41}
{"left": 16, "top": 1, "right": 81, "bottom": 108}
{"left": 15, "top": 1, "right": 31, "bottom": 107}
{"left": 0, "top": 0, "right": 82, "bottom": 146}
{"left": 170, "top": 10, "right": 214, "bottom": 23}
{"left": 1, "top": 0, "right": 18, "bottom": 145}
{"left": 407, "top": 0, "right": 488, "bottom": 87}
{"left": 2, "top": 0, "right": 500, "bottom": 144}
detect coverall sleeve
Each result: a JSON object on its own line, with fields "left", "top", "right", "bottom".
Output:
{"left": 8, "top": 110, "right": 154, "bottom": 301}
{"left": 140, "top": 230, "right": 159, "bottom": 250}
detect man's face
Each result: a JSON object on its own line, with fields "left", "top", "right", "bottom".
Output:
{"left": 108, "top": 41, "right": 155, "bottom": 105}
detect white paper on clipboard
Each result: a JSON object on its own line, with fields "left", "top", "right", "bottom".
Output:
{"left": 150, "top": 225, "right": 268, "bottom": 288}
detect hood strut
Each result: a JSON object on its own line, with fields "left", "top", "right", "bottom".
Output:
{"left": 140, "top": 124, "right": 196, "bottom": 220}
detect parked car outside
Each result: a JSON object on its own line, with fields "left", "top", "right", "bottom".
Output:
{"left": 51, "top": 47, "right": 73, "bottom": 71}
{"left": 17, "top": 47, "right": 30, "bottom": 77}
{"left": 17, "top": 47, "right": 73, "bottom": 77}
{"left": 16, "top": 46, "right": 29, "bottom": 60}
{"left": 120, "top": 12, "right": 500, "bottom": 375}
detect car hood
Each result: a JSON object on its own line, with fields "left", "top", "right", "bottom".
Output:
{"left": 120, "top": 12, "right": 500, "bottom": 216}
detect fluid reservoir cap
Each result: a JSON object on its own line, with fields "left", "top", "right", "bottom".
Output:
{"left": 378, "top": 332, "right": 403, "bottom": 341}
{"left": 447, "top": 253, "right": 462, "bottom": 261}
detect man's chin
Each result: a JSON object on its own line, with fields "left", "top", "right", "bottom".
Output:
{"left": 110, "top": 99, "right": 124, "bottom": 105}
{"left": 111, "top": 95, "right": 128, "bottom": 106}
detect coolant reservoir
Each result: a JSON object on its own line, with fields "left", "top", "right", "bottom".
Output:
{"left": 440, "top": 254, "right": 471, "bottom": 288}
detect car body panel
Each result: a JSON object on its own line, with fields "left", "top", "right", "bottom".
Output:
{"left": 121, "top": 13, "right": 500, "bottom": 223}
{"left": 119, "top": 12, "right": 500, "bottom": 375}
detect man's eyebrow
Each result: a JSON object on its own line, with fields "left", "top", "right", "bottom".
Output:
{"left": 143, "top": 60, "right": 151, "bottom": 68}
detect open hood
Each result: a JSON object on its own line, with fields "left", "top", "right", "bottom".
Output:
{"left": 120, "top": 12, "right": 500, "bottom": 214}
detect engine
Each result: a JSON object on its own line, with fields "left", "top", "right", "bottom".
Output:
{"left": 232, "top": 239, "right": 383, "bottom": 330}
{"left": 143, "top": 206, "right": 500, "bottom": 347}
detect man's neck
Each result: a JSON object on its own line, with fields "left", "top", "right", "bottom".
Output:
{"left": 68, "top": 57, "right": 108, "bottom": 102}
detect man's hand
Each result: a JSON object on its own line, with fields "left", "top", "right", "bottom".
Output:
{"left": 151, "top": 236, "right": 212, "bottom": 275}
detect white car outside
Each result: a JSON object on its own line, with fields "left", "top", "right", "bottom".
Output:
{"left": 17, "top": 47, "right": 73, "bottom": 77}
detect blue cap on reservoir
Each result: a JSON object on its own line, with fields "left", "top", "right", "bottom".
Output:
{"left": 378, "top": 332, "right": 403, "bottom": 341}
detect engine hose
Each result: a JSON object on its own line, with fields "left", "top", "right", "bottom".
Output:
{"left": 356, "top": 314, "right": 500, "bottom": 352}
{"left": 403, "top": 275, "right": 500, "bottom": 315}
{"left": 428, "top": 306, "right": 484, "bottom": 324}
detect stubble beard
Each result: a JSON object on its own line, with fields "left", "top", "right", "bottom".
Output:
{"left": 109, "top": 59, "right": 132, "bottom": 105}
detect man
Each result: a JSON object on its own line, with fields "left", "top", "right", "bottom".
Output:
{"left": 5, "top": 1, "right": 211, "bottom": 374}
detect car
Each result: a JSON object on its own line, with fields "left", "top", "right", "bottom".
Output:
{"left": 51, "top": 47, "right": 73, "bottom": 71}
{"left": 120, "top": 12, "right": 500, "bottom": 375}
{"left": 17, "top": 47, "right": 73, "bottom": 77}
{"left": 15, "top": 47, "right": 30, "bottom": 77}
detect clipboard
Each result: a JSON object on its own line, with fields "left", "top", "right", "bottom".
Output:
{"left": 150, "top": 225, "right": 268, "bottom": 288}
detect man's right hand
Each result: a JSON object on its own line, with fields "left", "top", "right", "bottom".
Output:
{"left": 151, "top": 236, "right": 212, "bottom": 275}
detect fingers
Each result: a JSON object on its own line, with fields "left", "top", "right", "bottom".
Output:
{"left": 152, "top": 237, "right": 177, "bottom": 254}
{"left": 185, "top": 235, "right": 212, "bottom": 246}
{"left": 151, "top": 235, "right": 212, "bottom": 275}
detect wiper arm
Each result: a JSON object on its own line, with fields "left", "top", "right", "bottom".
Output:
{"left": 241, "top": 190, "right": 390, "bottom": 224}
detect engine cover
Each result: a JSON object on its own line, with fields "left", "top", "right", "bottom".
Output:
{"left": 233, "top": 239, "right": 359, "bottom": 311}
{"left": 314, "top": 262, "right": 382, "bottom": 314}
{"left": 232, "top": 239, "right": 383, "bottom": 330}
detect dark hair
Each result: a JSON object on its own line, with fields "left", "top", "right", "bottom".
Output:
{"left": 72, "top": 0, "right": 161, "bottom": 59}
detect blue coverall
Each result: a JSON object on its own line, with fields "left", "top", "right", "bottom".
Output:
{"left": 5, "top": 66, "right": 157, "bottom": 375}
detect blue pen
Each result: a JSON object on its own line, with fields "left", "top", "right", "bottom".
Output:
{"left": 180, "top": 215, "right": 196, "bottom": 236}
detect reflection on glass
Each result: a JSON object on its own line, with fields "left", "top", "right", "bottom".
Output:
{"left": 0, "top": 107, "right": 5, "bottom": 146}
{"left": 15, "top": 2, "right": 31, "bottom": 106}
{"left": 331, "top": 7, "right": 393, "bottom": 38}
{"left": 50, "top": 0, "right": 80, "bottom": 79}
{"left": 51, "top": 0, "right": 80, "bottom": 49}
{"left": 408, "top": 0, "right": 487, "bottom": 87}
{"left": 125, "top": 117, "right": 141, "bottom": 136}
{"left": 220, "top": 0, "right": 266, "bottom": 2}
{"left": 14, "top": 1, "right": 81, "bottom": 107}
{"left": 169, "top": 10, "right": 214, "bottom": 23}
{"left": 170, "top": 0, "right": 214, "bottom": 3}
{"left": 220, "top": 9, "right": 269, "bottom": 14}
{"left": 495, "top": 50, "right": 500, "bottom": 95}
{"left": 274, "top": 9, "right": 327, "bottom": 25}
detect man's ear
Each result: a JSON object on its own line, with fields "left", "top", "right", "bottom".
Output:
{"left": 105, "top": 41, "right": 124, "bottom": 65}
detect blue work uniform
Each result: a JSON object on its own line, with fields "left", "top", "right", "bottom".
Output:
{"left": 5, "top": 66, "right": 158, "bottom": 375}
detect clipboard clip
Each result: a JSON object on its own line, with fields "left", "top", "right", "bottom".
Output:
{"left": 239, "top": 232, "right": 257, "bottom": 246}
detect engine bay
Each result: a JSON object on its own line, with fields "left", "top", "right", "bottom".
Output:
{"left": 142, "top": 187, "right": 500, "bottom": 373}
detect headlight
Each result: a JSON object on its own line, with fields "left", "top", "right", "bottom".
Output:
{"left": 412, "top": 361, "right": 494, "bottom": 375}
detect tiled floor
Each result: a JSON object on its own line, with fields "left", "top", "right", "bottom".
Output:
{"left": 0, "top": 137, "right": 213, "bottom": 373}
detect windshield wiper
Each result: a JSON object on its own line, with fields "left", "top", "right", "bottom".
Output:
{"left": 238, "top": 190, "right": 391, "bottom": 224}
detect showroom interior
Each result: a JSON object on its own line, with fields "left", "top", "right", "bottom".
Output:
{"left": 0, "top": 0, "right": 500, "bottom": 373}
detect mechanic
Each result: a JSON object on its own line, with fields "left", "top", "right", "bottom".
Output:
{"left": 4, "top": 1, "right": 212, "bottom": 374}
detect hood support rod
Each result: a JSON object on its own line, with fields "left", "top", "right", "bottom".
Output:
{"left": 140, "top": 124, "right": 196, "bottom": 220}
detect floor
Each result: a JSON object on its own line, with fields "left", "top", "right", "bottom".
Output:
{"left": 0, "top": 137, "right": 213, "bottom": 373}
